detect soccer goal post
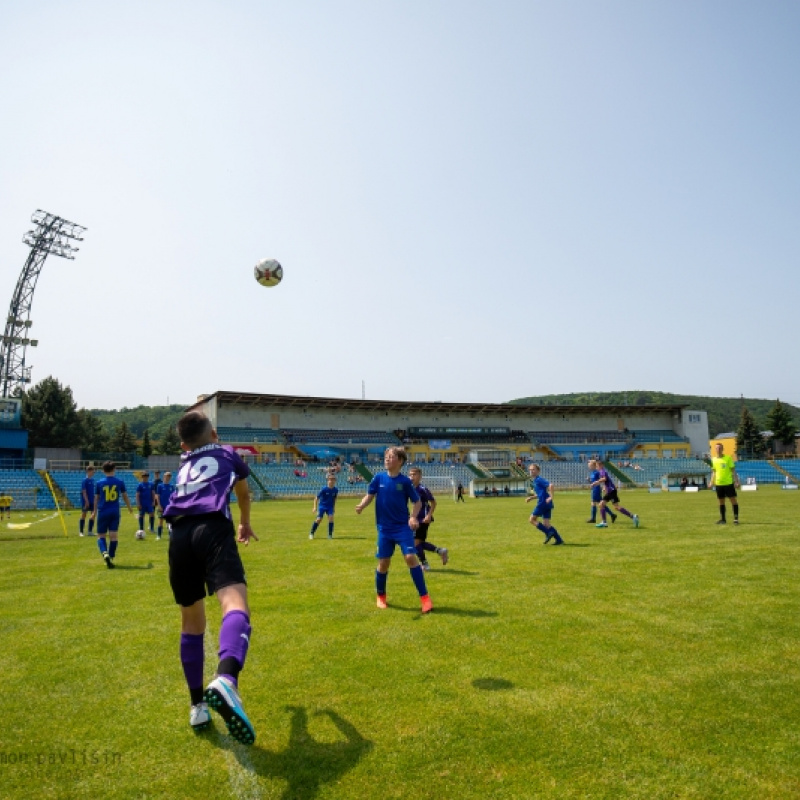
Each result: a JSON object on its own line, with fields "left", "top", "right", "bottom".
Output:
{"left": 419, "top": 476, "right": 457, "bottom": 501}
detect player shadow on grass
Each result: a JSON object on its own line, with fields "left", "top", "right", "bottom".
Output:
{"left": 227, "top": 706, "right": 373, "bottom": 800}
{"left": 388, "top": 603, "right": 497, "bottom": 618}
{"left": 424, "top": 568, "right": 480, "bottom": 576}
{"left": 112, "top": 562, "right": 155, "bottom": 570}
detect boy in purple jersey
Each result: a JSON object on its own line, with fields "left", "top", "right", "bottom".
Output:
{"left": 408, "top": 467, "right": 449, "bottom": 571}
{"left": 79, "top": 465, "right": 96, "bottom": 536}
{"left": 163, "top": 411, "right": 259, "bottom": 744}
{"left": 526, "top": 463, "right": 564, "bottom": 544}
{"left": 309, "top": 473, "right": 338, "bottom": 539}
{"left": 593, "top": 459, "right": 639, "bottom": 528}
{"left": 355, "top": 446, "right": 433, "bottom": 614}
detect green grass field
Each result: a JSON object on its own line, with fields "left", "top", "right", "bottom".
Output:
{"left": 1, "top": 488, "right": 799, "bottom": 799}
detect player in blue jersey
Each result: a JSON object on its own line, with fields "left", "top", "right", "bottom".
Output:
{"left": 309, "top": 473, "right": 339, "bottom": 539}
{"left": 355, "top": 446, "right": 433, "bottom": 614}
{"left": 93, "top": 462, "right": 134, "bottom": 568}
{"left": 136, "top": 471, "right": 156, "bottom": 535}
{"left": 163, "top": 411, "right": 258, "bottom": 744}
{"left": 408, "top": 467, "right": 448, "bottom": 570}
{"left": 593, "top": 458, "right": 638, "bottom": 528}
{"left": 526, "top": 463, "right": 564, "bottom": 544}
{"left": 586, "top": 458, "right": 610, "bottom": 524}
{"left": 154, "top": 471, "right": 175, "bottom": 540}
{"left": 79, "top": 465, "right": 96, "bottom": 536}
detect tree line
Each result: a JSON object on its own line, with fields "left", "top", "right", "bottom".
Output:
{"left": 510, "top": 390, "right": 800, "bottom": 440}
{"left": 21, "top": 377, "right": 182, "bottom": 455}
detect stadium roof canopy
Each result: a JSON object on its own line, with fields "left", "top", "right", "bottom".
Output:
{"left": 190, "top": 391, "right": 689, "bottom": 417}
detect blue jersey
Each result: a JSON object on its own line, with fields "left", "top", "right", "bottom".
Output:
{"left": 81, "top": 477, "right": 96, "bottom": 506}
{"left": 155, "top": 482, "right": 175, "bottom": 510}
{"left": 317, "top": 485, "right": 338, "bottom": 511}
{"left": 95, "top": 476, "right": 128, "bottom": 514}
{"left": 589, "top": 469, "right": 602, "bottom": 499}
{"left": 531, "top": 475, "right": 551, "bottom": 504}
{"left": 414, "top": 483, "right": 435, "bottom": 522}
{"left": 367, "top": 472, "right": 419, "bottom": 532}
{"left": 137, "top": 481, "right": 155, "bottom": 509}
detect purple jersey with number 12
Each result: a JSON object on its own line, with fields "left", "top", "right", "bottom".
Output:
{"left": 163, "top": 443, "right": 250, "bottom": 521}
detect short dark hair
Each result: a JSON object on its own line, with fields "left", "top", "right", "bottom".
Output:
{"left": 177, "top": 411, "right": 213, "bottom": 449}
{"left": 102, "top": 461, "right": 115, "bottom": 474}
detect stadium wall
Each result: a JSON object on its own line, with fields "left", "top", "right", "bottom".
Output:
{"left": 188, "top": 392, "right": 709, "bottom": 460}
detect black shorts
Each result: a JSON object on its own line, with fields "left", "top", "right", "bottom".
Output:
{"left": 168, "top": 512, "right": 246, "bottom": 607}
{"left": 603, "top": 489, "right": 620, "bottom": 505}
{"left": 415, "top": 522, "right": 430, "bottom": 541}
{"left": 715, "top": 484, "right": 737, "bottom": 499}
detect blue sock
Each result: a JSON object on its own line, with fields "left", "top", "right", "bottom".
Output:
{"left": 589, "top": 506, "right": 596, "bottom": 521}
{"left": 376, "top": 570, "right": 388, "bottom": 596}
{"left": 410, "top": 564, "right": 428, "bottom": 597}
{"left": 88, "top": 518, "right": 94, "bottom": 533}
{"left": 80, "top": 519, "right": 85, "bottom": 533}
{"left": 97, "top": 537, "right": 107, "bottom": 555}
{"left": 310, "top": 521, "right": 319, "bottom": 536}
{"left": 536, "top": 522, "right": 548, "bottom": 534}
{"left": 158, "top": 523, "right": 163, "bottom": 536}
{"left": 328, "top": 522, "right": 334, "bottom": 536}
{"left": 550, "top": 526, "right": 563, "bottom": 544}
{"left": 149, "top": 515, "right": 154, "bottom": 532}
{"left": 109, "top": 540, "right": 118, "bottom": 558}
{"left": 138, "top": 513, "right": 144, "bottom": 530}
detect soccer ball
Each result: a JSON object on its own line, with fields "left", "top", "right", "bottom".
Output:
{"left": 135, "top": 530, "right": 146, "bottom": 540}
{"left": 254, "top": 258, "right": 283, "bottom": 287}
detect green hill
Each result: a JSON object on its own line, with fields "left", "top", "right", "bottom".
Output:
{"left": 87, "top": 404, "right": 188, "bottom": 440}
{"left": 508, "top": 391, "right": 800, "bottom": 439}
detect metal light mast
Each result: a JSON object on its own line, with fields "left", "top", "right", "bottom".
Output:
{"left": 0, "top": 210, "right": 87, "bottom": 398}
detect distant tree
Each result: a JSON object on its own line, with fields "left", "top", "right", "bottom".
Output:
{"left": 21, "top": 376, "right": 82, "bottom": 448}
{"left": 77, "top": 409, "right": 109, "bottom": 451}
{"left": 109, "top": 421, "right": 137, "bottom": 453}
{"left": 765, "top": 399, "right": 798, "bottom": 448}
{"left": 141, "top": 429, "right": 153, "bottom": 458}
{"left": 157, "top": 425, "right": 181, "bottom": 455}
{"left": 736, "top": 407, "right": 765, "bottom": 459}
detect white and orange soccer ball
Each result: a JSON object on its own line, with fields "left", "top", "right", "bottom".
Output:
{"left": 254, "top": 258, "right": 283, "bottom": 287}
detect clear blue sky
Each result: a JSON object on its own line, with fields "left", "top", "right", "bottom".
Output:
{"left": 1, "top": 1, "right": 798, "bottom": 410}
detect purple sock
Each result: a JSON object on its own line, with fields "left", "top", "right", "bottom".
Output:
{"left": 618, "top": 507, "right": 633, "bottom": 518}
{"left": 217, "top": 610, "right": 251, "bottom": 684}
{"left": 180, "top": 633, "right": 204, "bottom": 695}
{"left": 601, "top": 508, "right": 607, "bottom": 522}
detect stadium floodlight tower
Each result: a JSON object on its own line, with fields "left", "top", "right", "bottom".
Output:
{"left": 0, "top": 210, "right": 87, "bottom": 398}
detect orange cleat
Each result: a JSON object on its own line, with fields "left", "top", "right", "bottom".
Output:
{"left": 376, "top": 594, "right": 388, "bottom": 609}
{"left": 420, "top": 594, "right": 433, "bottom": 614}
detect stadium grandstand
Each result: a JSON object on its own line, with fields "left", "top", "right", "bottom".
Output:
{"left": 8, "top": 388, "right": 796, "bottom": 504}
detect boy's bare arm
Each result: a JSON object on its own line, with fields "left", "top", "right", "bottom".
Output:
{"left": 234, "top": 478, "right": 258, "bottom": 545}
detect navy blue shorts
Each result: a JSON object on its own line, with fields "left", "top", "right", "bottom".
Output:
{"left": 376, "top": 526, "right": 417, "bottom": 559}
{"left": 530, "top": 502, "right": 552, "bottom": 520}
{"left": 96, "top": 511, "right": 121, "bottom": 534}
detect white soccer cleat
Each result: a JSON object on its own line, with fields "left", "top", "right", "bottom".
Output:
{"left": 190, "top": 702, "right": 211, "bottom": 731}
{"left": 439, "top": 547, "right": 449, "bottom": 566}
